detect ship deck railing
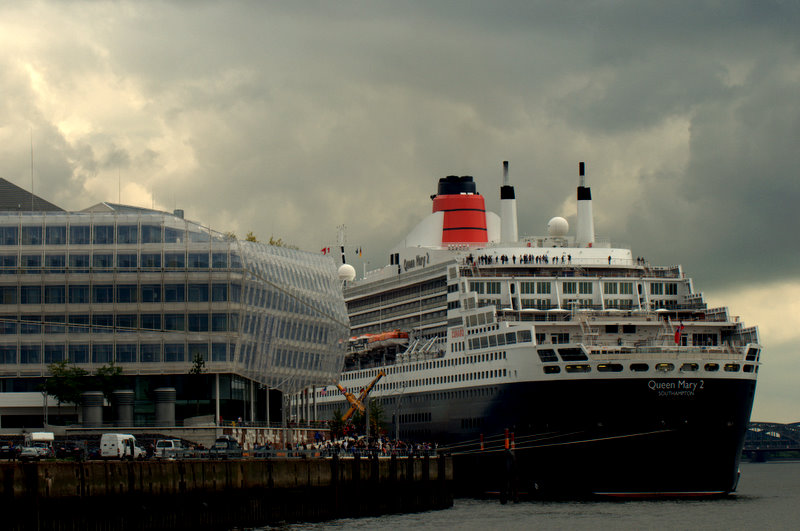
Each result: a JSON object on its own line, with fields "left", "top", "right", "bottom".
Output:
{"left": 458, "top": 263, "right": 684, "bottom": 279}
{"left": 587, "top": 345, "right": 745, "bottom": 359}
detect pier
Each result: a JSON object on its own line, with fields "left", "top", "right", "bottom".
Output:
{"left": 0, "top": 454, "right": 453, "bottom": 530}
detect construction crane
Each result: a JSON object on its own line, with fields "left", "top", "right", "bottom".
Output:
{"left": 335, "top": 370, "right": 386, "bottom": 422}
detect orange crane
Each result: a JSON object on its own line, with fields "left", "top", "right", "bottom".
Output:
{"left": 335, "top": 370, "right": 386, "bottom": 422}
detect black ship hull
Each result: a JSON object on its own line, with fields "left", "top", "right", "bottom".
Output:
{"left": 321, "top": 375, "right": 757, "bottom": 496}
{"left": 447, "top": 377, "right": 756, "bottom": 497}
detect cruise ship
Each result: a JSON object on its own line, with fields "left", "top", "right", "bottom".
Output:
{"left": 313, "top": 161, "right": 761, "bottom": 496}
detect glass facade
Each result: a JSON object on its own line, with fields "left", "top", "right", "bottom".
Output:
{"left": 0, "top": 209, "right": 349, "bottom": 394}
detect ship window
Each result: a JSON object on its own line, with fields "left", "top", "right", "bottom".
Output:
{"left": 558, "top": 348, "right": 587, "bottom": 361}
{"left": 505, "top": 332, "right": 516, "bottom": 345}
{"left": 488, "top": 335, "right": 497, "bottom": 347}
{"left": 543, "top": 365, "right": 560, "bottom": 374}
{"left": 630, "top": 363, "right": 649, "bottom": 372}
{"left": 497, "top": 333, "right": 506, "bottom": 346}
{"left": 597, "top": 363, "right": 623, "bottom": 372}
{"left": 517, "top": 330, "right": 532, "bottom": 343}
{"left": 622, "top": 324, "right": 636, "bottom": 334}
{"left": 605, "top": 325, "right": 619, "bottom": 334}
{"left": 724, "top": 363, "right": 740, "bottom": 372}
{"left": 655, "top": 363, "right": 674, "bottom": 372}
{"left": 680, "top": 363, "right": 699, "bottom": 372}
{"left": 704, "top": 363, "right": 719, "bottom": 372}
{"left": 743, "top": 364, "right": 754, "bottom": 373}
{"left": 537, "top": 349, "right": 558, "bottom": 362}
{"left": 745, "top": 347, "right": 760, "bottom": 361}
{"left": 565, "top": 364, "right": 591, "bottom": 373}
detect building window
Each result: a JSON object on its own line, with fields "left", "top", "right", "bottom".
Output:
{"left": 20, "top": 344, "right": 41, "bottom": 364}
{"left": 211, "top": 313, "right": 228, "bottom": 332}
{"left": 116, "top": 314, "right": 137, "bottom": 332}
{"left": 164, "top": 313, "right": 185, "bottom": 331}
{"left": 212, "top": 283, "right": 228, "bottom": 302}
{"left": 140, "top": 225, "right": 162, "bottom": 244}
{"left": 164, "top": 227, "right": 183, "bottom": 243}
{"left": 140, "top": 344, "right": 161, "bottom": 363}
{"left": 0, "top": 226, "right": 19, "bottom": 246}
{"left": 44, "top": 285, "right": 65, "bottom": 304}
{"left": 22, "top": 255, "right": 42, "bottom": 274}
{"left": 68, "top": 285, "right": 90, "bottom": 304}
{"left": 116, "top": 344, "right": 137, "bottom": 363}
{"left": 165, "top": 252, "right": 185, "bottom": 269}
{"left": 189, "top": 343, "right": 208, "bottom": 362}
{"left": 117, "top": 225, "right": 138, "bottom": 244}
{"left": 68, "top": 315, "right": 89, "bottom": 334}
{"left": 93, "top": 225, "right": 114, "bottom": 245}
{"left": 164, "top": 343, "right": 185, "bottom": 362}
{"left": 45, "top": 254, "right": 66, "bottom": 273}
{"left": 650, "top": 283, "right": 663, "bottom": 295}
{"left": 69, "top": 254, "right": 89, "bottom": 273}
{"left": 212, "top": 253, "right": 228, "bottom": 269}
{"left": 140, "top": 314, "right": 161, "bottom": 330}
{"left": 44, "top": 344, "right": 64, "bottom": 363}
{"left": 188, "top": 252, "right": 209, "bottom": 269}
{"left": 165, "top": 284, "right": 185, "bottom": 302}
{"left": 69, "top": 344, "right": 89, "bottom": 363}
{"left": 0, "top": 286, "right": 17, "bottom": 304}
{"left": 92, "top": 253, "right": 113, "bottom": 272}
{"left": 0, "top": 255, "right": 17, "bottom": 274}
{"left": 21, "top": 285, "right": 42, "bottom": 304}
{"left": 212, "top": 343, "right": 226, "bottom": 362}
{"left": 665, "top": 283, "right": 678, "bottom": 295}
{"left": 116, "top": 285, "right": 137, "bottom": 303}
{"left": 91, "top": 314, "right": 113, "bottom": 333}
{"left": 188, "top": 313, "right": 209, "bottom": 332}
{"left": 141, "top": 284, "right": 161, "bottom": 303}
{"left": 21, "top": 226, "right": 42, "bottom": 245}
{"left": 92, "top": 344, "right": 113, "bottom": 363}
{"left": 92, "top": 285, "right": 113, "bottom": 303}
{"left": 69, "top": 226, "right": 90, "bottom": 245}
{"left": 117, "top": 253, "right": 137, "bottom": 269}
{"left": 0, "top": 345, "right": 17, "bottom": 363}
{"left": 188, "top": 283, "right": 209, "bottom": 302}
{"left": 45, "top": 226, "right": 67, "bottom": 245}
{"left": 140, "top": 253, "right": 161, "bottom": 268}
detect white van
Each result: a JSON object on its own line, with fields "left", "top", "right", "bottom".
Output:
{"left": 100, "top": 433, "right": 144, "bottom": 460}
{"left": 155, "top": 439, "right": 184, "bottom": 458}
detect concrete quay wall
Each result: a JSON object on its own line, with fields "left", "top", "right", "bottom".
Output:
{"left": 0, "top": 456, "right": 453, "bottom": 530}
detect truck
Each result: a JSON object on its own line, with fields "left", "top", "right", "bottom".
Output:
{"left": 24, "top": 432, "right": 54, "bottom": 458}
{"left": 100, "top": 433, "right": 144, "bottom": 460}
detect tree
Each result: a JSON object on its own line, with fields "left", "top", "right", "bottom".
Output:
{"left": 329, "top": 409, "right": 345, "bottom": 439}
{"left": 351, "top": 398, "right": 385, "bottom": 437}
{"left": 189, "top": 353, "right": 206, "bottom": 416}
{"left": 245, "top": 231, "right": 258, "bottom": 242}
{"left": 93, "top": 363, "right": 124, "bottom": 402}
{"left": 268, "top": 235, "right": 298, "bottom": 249}
{"left": 42, "top": 361, "right": 89, "bottom": 414}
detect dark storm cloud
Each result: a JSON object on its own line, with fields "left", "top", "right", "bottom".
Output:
{"left": 1, "top": 0, "right": 798, "bottom": 291}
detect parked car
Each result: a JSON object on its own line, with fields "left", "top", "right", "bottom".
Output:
{"left": 208, "top": 436, "right": 243, "bottom": 459}
{"left": 18, "top": 447, "right": 40, "bottom": 462}
{"left": 155, "top": 439, "right": 184, "bottom": 459}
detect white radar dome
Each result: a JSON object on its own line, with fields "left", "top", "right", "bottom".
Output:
{"left": 547, "top": 216, "right": 569, "bottom": 237}
{"left": 338, "top": 264, "right": 356, "bottom": 282}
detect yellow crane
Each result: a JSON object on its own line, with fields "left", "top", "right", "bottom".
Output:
{"left": 335, "top": 370, "right": 385, "bottom": 422}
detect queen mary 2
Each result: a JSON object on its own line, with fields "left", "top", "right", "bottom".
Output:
{"left": 313, "top": 161, "right": 761, "bottom": 497}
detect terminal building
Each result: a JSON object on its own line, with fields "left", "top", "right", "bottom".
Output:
{"left": 0, "top": 178, "right": 349, "bottom": 429}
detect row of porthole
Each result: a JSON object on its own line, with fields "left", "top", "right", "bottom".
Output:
{"left": 543, "top": 362, "right": 756, "bottom": 374}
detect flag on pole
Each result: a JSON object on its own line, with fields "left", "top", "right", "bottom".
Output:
{"left": 674, "top": 323, "right": 685, "bottom": 344}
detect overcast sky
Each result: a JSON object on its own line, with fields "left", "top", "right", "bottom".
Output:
{"left": 1, "top": 1, "right": 798, "bottom": 421}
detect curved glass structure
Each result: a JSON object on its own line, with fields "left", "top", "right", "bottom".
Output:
{"left": 0, "top": 206, "right": 349, "bottom": 395}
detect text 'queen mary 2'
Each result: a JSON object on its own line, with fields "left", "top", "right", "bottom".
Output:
{"left": 314, "top": 161, "right": 761, "bottom": 497}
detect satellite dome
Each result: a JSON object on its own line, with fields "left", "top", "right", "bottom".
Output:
{"left": 338, "top": 264, "right": 356, "bottom": 282}
{"left": 547, "top": 216, "right": 569, "bottom": 237}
